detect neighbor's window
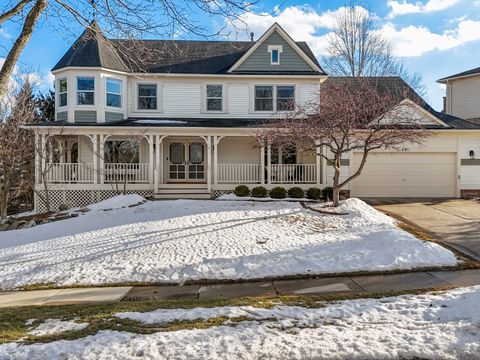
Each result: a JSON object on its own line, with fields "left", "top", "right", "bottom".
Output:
{"left": 276, "top": 86, "right": 295, "bottom": 111}
{"left": 254, "top": 85, "right": 273, "bottom": 111}
{"left": 58, "top": 78, "right": 67, "bottom": 107}
{"left": 138, "top": 84, "right": 157, "bottom": 110}
{"left": 106, "top": 78, "right": 122, "bottom": 108}
{"left": 206, "top": 84, "right": 223, "bottom": 111}
{"left": 104, "top": 140, "right": 139, "bottom": 163}
{"left": 77, "top": 76, "right": 95, "bottom": 105}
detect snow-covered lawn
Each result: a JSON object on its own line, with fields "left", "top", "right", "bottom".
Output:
{"left": 0, "top": 195, "right": 457, "bottom": 289}
{"left": 2, "top": 286, "right": 480, "bottom": 359}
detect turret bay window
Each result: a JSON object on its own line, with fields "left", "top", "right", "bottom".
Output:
{"left": 255, "top": 85, "right": 273, "bottom": 111}
{"left": 77, "top": 77, "right": 95, "bottom": 105}
{"left": 58, "top": 79, "right": 67, "bottom": 107}
{"left": 138, "top": 84, "right": 157, "bottom": 110}
{"left": 277, "top": 86, "right": 295, "bottom": 111}
{"left": 206, "top": 84, "right": 223, "bottom": 111}
{"left": 106, "top": 78, "right": 122, "bottom": 108}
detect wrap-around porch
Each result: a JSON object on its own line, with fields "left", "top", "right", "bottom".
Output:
{"left": 35, "top": 131, "right": 327, "bottom": 197}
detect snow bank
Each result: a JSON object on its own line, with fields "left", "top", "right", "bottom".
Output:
{"left": 87, "top": 194, "right": 146, "bottom": 212}
{"left": 217, "top": 193, "right": 310, "bottom": 202}
{"left": 28, "top": 319, "right": 88, "bottom": 336}
{"left": 2, "top": 286, "right": 480, "bottom": 359}
{"left": 0, "top": 198, "right": 457, "bottom": 289}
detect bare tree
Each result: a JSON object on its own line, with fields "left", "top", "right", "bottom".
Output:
{"left": 262, "top": 78, "right": 429, "bottom": 207}
{"left": 0, "top": 0, "right": 258, "bottom": 99}
{"left": 323, "top": 0, "right": 425, "bottom": 96}
{"left": 0, "top": 79, "right": 37, "bottom": 218}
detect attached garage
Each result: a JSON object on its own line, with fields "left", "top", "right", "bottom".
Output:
{"left": 351, "top": 152, "right": 457, "bottom": 197}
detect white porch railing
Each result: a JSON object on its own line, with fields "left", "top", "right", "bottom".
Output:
{"left": 218, "top": 164, "right": 261, "bottom": 184}
{"left": 271, "top": 164, "right": 317, "bottom": 184}
{"left": 46, "top": 163, "right": 94, "bottom": 183}
{"left": 104, "top": 163, "right": 150, "bottom": 183}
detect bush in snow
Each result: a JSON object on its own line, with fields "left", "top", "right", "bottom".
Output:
{"left": 306, "top": 187, "right": 322, "bottom": 200}
{"left": 269, "top": 187, "right": 287, "bottom": 199}
{"left": 323, "top": 187, "right": 334, "bottom": 201}
{"left": 251, "top": 186, "right": 268, "bottom": 198}
{"left": 288, "top": 187, "right": 304, "bottom": 199}
{"left": 234, "top": 185, "right": 250, "bottom": 197}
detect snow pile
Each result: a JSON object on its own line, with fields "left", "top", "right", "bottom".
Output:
{"left": 87, "top": 194, "right": 146, "bottom": 212}
{"left": 28, "top": 319, "right": 88, "bottom": 336}
{"left": 2, "top": 286, "right": 480, "bottom": 359}
{"left": 217, "top": 193, "right": 310, "bottom": 202}
{"left": 0, "top": 198, "right": 457, "bottom": 289}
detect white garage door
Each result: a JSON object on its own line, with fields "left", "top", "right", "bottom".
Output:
{"left": 351, "top": 152, "right": 457, "bottom": 197}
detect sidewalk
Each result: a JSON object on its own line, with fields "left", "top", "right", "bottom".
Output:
{"left": 1, "top": 269, "right": 480, "bottom": 307}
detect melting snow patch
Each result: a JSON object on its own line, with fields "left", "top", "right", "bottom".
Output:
{"left": 28, "top": 319, "right": 89, "bottom": 336}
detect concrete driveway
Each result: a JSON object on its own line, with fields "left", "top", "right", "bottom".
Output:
{"left": 365, "top": 198, "right": 480, "bottom": 261}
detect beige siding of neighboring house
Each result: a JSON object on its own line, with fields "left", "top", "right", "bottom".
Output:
{"left": 460, "top": 137, "right": 480, "bottom": 189}
{"left": 446, "top": 76, "right": 480, "bottom": 120}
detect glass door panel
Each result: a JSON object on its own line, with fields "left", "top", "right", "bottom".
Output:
{"left": 188, "top": 142, "right": 204, "bottom": 180}
{"left": 169, "top": 143, "right": 185, "bottom": 180}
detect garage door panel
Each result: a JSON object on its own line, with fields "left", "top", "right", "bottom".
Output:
{"left": 351, "top": 152, "right": 456, "bottom": 197}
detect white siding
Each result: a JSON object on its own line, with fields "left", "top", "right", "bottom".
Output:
{"left": 447, "top": 76, "right": 480, "bottom": 120}
{"left": 228, "top": 84, "right": 250, "bottom": 116}
{"left": 218, "top": 137, "right": 260, "bottom": 163}
{"left": 460, "top": 137, "right": 480, "bottom": 189}
{"left": 78, "top": 136, "right": 93, "bottom": 163}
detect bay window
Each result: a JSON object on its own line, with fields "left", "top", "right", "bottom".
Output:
{"left": 77, "top": 76, "right": 95, "bottom": 105}
{"left": 58, "top": 78, "right": 67, "bottom": 107}
{"left": 106, "top": 78, "right": 122, "bottom": 108}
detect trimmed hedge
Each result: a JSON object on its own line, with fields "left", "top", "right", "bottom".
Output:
{"left": 234, "top": 185, "right": 250, "bottom": 197}
{"left": 251, "top": 186, "right": 268, "bottom": 198}
{"left": 269, "top": 186, "right": 287, "bottom": 199}
{"left": 323, "top": 186, "right": 334, "bottom": 201}
{"left": 306, "top": 187, "right": 322, "bottom": 200}
{"left": 288, "top": 187, "right": 304, "bottom": 199}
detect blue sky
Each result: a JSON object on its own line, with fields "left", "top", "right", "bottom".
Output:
{"left": 1, "top": 0, "right": 480, "bottom": 110}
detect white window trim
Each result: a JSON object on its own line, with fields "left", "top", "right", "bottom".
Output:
{"left": 105, "top": 77, "right": 123, "bottom": 109}
{"left": 203, "top": 83, "right": 227, "bottom": 113}
{"left": 136, "top": 82, "right": 160, "bottom": 112}
{"left": 251, "top": 84, "right": 296, "bottom": 113}
{"left": 76, "top": 76, "right": 96, "bottom": 106}
{"left": 268, "top": 45, "right": 283, "bottom": 65}
{"left": 57, "top": 77, "right": 68, "bottom": 108}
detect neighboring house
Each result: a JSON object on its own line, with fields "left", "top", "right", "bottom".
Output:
{"left": 27, "top": 23, "right": 480, "bottom": 211}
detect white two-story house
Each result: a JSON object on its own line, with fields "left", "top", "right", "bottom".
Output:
{"left": 28, "top": 23, "right": 480, "bottom": 211}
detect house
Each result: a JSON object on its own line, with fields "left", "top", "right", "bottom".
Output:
{"left": 27, "top": 23, "right": 480, "bottom": 211}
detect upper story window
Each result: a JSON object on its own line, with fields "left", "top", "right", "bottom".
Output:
{"left": 106, "top": 78, "right": 122, "bottom": 108}
{"left": 268, "top": 45, "right": 283, "bottom": 65}
{"left": 138, "top": 84, "right": 157, "bottom": 110}
{"left": 255, "top": 85, "right": 274, "bottom": 111}
{"left": 206, "top": 84, "right": 223, "bottom": 111}
{"left": 77, "top": 76, "right": 95, "bottom": 105}
{"left": 58, "top": 79, "right": 67, "bottom": 107}
{"left": 255, "top": 85, "right": 295, "bottom": 112}
{"left": 277, "top": 86, "right": 295, "bottom": 111}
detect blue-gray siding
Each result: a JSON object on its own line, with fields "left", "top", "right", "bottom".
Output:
{"left": 236, "top": 32, "right": 314, "bottom": 73}
{"left": 56, "top": 111, "right": 68, "bottom": 122}
{"left": 74, "top": 110, "right": 97, "bottom": 123}
{"left": 105, "top": 111, "right": 124, "bottom": 122}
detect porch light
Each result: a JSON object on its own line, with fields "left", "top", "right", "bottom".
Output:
{"left": 470, "top": 150, "right": 475, "bottom": 159}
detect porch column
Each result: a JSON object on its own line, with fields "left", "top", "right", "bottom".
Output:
{"left": 148, "top": 135, "right": 154, "bottom": 185}
{"left": 213, "top": 136, "right": 223, "bottom": 185}
{"left": 260, "top": 142, "right": 265, "bottom": 184}
{"left": 267, "top": 142, "right": 272, "bottom": 185}
{"left": 322, "top": 146, "right": 328, "bottom": 184}
{"left": 40, "top": 134, "right": 46, "bottom": 184}
{"left": 92, "top": 135, "right": 98, "bottom": 184}
{"left": 207, "top": 136, "right": 212, "bottom": 193}
{"left": 58, "top": 140, "right": 65, "bottom": 163}
{"left": 315, "top": 140, "right": 321, "bottom": 186}
{"left": 34, "top": 133, "right": 40, "bottom": 184}
{"left": 99, "top": 135, "right": 105, "bottom": 184}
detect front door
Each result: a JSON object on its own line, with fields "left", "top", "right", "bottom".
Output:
{"left": 168, "top": 141, "right": 205, "bottom": 182}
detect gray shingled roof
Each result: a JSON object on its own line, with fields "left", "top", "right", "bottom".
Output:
{"left": 437, "top": 67, "right": 480, "bottom": 83}
{"left": 52, "top": 25, "right": 324, "bottom": 75}
{"left": 322, "top": 76, "right": 480, "bottom": 129}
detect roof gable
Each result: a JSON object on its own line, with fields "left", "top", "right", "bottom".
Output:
{"left": 228, "top": 23, "right": 324, "bottom": 74}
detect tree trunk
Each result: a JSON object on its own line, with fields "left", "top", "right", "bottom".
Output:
{"left": 0, "top": 0, "right": 46, "bottom": 99}
{"left": 332, "top": 154, "right": 341, "bottom": 207}
{"left": 0, "top": 174, "right": 11, "bottom": 219}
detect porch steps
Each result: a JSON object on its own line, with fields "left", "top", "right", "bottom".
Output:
{"left": 154, "top": 187, "right": 211, "bottom": 200}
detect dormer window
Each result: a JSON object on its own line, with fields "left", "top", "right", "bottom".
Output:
{"left": 106, "top": 78, "right": 122, "bottom": 108}
{"left": 77, "top": 76, "right": 95, "bottom": 105}
{"left": 268, "top": 45, "right": 283, "bottom": 65}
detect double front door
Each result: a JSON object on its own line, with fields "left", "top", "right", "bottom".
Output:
{"left": 168, "top": 141, "right": 205, "bottom": 181}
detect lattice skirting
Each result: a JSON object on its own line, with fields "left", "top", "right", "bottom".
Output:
{"left": 35, "top": 189, "right": 154, "bottom": 213}
{"left": 211, "top": 190, "right": 233, "bottom": 199}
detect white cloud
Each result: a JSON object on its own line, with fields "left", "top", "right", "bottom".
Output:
{"left": 387, "top": 0, "right": 460, "bottom": 18}
{"left": 383, "top": 19, "right": 480, "bottom": 56}
{"left": 0, "top": 28, "right": 12, "bottom": 39}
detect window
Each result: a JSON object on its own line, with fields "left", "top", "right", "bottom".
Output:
{"left": 206, "top": 84, "right": 223, "bottom": 111}
{"left": 268, "top": 45, "right": 282, "bottom": 65}
{"left": 277, "top": 86, "right": 295, "bottom": 111}
{"left": 255, "top": 85, "right": 273, "bottom": 111}
{"left": 271, "top": 50, "right": 279, "bottom": 64}
{"left": 106, "top": 78, "right": 122, "bottom": 108}
{"left": 138, "top": 84, "right": 157, "bottom": 110}
{"left": 77, "top": 76, "right": 95, "bottom": 105}
{"left": 58, "top": 79, "right": 67, "bottom": 107}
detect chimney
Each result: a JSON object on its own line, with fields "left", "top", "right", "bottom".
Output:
{"left": 250, "top": 32, "right": 254, "bottom": 42}
{"left": 442, "top": 96, "right": 446, "bottom": 113}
